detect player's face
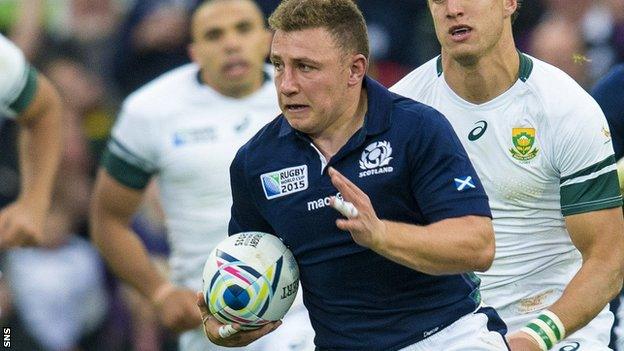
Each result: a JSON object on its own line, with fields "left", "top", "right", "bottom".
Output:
{"left": 428, "top": 0, "right": 516, "bottom": 63}
{"left": 189, "top": 0, "right": 270, "bottom": 97}
{"left": 270, "top": 28, "right": 356, "bottom": 137}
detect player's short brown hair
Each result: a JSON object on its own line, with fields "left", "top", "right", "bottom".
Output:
{"left": 268, "top": 0, "right": 369, "bottom": 59}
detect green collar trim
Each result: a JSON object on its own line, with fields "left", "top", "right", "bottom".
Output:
{"left": 435, "top": 51, "right": 533, "bottom": 82}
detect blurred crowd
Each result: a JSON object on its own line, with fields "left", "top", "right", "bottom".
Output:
{"left": 1, "top": 0, "right": 624, "bottom": 350}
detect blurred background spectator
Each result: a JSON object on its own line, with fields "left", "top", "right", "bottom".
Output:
{"left": 1, "top": 0, "right": 624, "bottom": 350}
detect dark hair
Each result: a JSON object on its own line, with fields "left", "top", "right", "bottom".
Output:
{"left": 268, "top": 0, "right": 369, "bottom": 59}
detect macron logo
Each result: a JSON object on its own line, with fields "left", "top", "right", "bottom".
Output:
{"left": 454, "top": 176, "right": 475, "bottom": 191}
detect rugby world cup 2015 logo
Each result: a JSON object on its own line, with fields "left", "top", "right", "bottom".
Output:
{"left": 359, "top": 141, "right": 394, "bottom": 178}
{"left": 260, "top": 165, "right": 308, "bottom": 200}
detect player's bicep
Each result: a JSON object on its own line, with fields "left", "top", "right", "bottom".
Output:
{"left": 91, "top": 168, "right": 146, "bottom": 224}
{"left": 15, "top": 72, "right": 60, "bottom": 127}
{"left": 565, "top": 207, "right": 624, "bottom": 260}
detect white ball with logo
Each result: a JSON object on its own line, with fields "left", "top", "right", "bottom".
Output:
{"left": 202, "top": 232, "right": 300, "bottom": 330}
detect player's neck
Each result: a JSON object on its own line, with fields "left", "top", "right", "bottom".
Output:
{"left": 201, "top": 69, "right": 265, "bottom": 99}
{"left": 310, "top": 89, "right": 368, "bottom": 161}
{"left": 442, "top": 35, "right": 519, "bottom": 105}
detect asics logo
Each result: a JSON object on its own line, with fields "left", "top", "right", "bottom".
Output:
{"left": 468, "top": 120, "right": 488, "bottom": 141}
{"left": 558, "top": 342, "right": 580, "bottom": 351}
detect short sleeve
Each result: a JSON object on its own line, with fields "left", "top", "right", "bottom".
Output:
{"left": 408, "top": 108, "right": 491, "bottom": 223}
{"left": 101, "top": 102, "right": 159, "bottom": 189}
{"left": 228, "top": 148, "right": 275, "bottom": 235}
{"left": 554, "top": 92, "right": 622, "bottom": 216}
{"left": 0, "top": 35, "right": 38, "bottom": 119}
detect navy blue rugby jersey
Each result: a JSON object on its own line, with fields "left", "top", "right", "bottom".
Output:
{"left": 592, "top": 64, "right": 624, "bottom": 160}
{"left": 229, "top": 77, "right": 492, "bottom": 351}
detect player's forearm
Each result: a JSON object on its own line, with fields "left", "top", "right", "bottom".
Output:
{"left": 376, "top": 215, "right": 494, "bottom": 275}
{"left": 548, "top": 255, "right": 623, "bottom": 337}
{"left": 90, "top": 212, "right": 168, "bottom": 301}
{"left": 17, "top": 98, "right": 62, "bottom": 214}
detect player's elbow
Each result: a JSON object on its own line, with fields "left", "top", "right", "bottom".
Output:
{"left": 471, "top": 220, "right": 495, "bottom": 272}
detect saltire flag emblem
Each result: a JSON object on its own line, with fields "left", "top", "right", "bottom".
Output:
{"left": 454, "top": 176, "right": 475, "bottom": 191}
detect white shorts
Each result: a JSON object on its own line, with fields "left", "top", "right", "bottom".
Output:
{"left": 615, "top": 295, "right": 624, "bottom": 351}
{"left": 398, "top": 306, "right": 509, "bottom": 351}
{"left": 179, "top": 327, "right": 256, "bottom": 351}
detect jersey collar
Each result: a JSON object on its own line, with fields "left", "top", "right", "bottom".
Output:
{"left": 436, "top": 50, "right": 534, "bottom": 82}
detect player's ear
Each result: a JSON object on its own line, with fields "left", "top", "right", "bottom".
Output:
{"left": 188, "top": 43, "right": 200, "bottom": 65}
{"left": 348, "top": 54, "right": 367, "bottom": 87}
{"left": 503, "top": 0, "right": 517, "bottom": 18}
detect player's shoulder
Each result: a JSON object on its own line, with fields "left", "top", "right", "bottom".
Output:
{"left": 524, "top": 55, "right": 591, "bottom": 104}
{"left": 122, "top": 63, "right": 200, "bottom": 117}
{"left": 524, "top": 54, "right": 600, "bottom": 121}
{"left": 390, "top": 56, "right": 440, "bottom": 99}
{"left": 0, "top": 34, "right": 27, "bottom": 89}
{"left": 392, "top": 91, "right": 449, "bottom": 132}
{"left": 235, "top": 116, "right": 284, "bottom": 159}
{"left": 0, "top": 34, "right": 23, "bottom": 62}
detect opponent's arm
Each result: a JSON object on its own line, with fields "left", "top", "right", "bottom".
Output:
{"left": 90, "top": 169, "right": 201, "bottom": 332}
{"left": 508, "top": 207, "right": 624, "bottom": 351}
{"left": 552, "top": 207, "right": 624, "bottom": 334}
{"left": 0, "top": 73, "right": 63, "bottom": 248}
{"left": 329, "top": 167, "right": 495, "bottom": 275}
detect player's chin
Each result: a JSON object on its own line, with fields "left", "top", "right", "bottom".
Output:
{"left": 446, "top": 47, "right": 480, "bottom": 66}
{"left": 283, "top": 115, "right": 312, "bottom": 133}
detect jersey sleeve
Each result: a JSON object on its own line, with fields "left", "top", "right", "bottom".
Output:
{"left": 553, "top": 91, "right": 623, "bottom": 216}
{"left": 408, "top": 107, "right": 492, "bottom": 223}
{"left": 0, "top": 34, "right": 38, "bottom": 119}
{"left": 228, "top": 148, "right": 275, "bottom": 235}
{"left": 101, "top": 102, "right": 159, "bottom": 189}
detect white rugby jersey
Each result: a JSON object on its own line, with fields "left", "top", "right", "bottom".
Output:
{"left": 391, "top": 54, "right": 622, "bottom": 322}
{"left": 104, "top": 63, "right": 280, "bottom": 291}
{"left": 0, "top": 33, "right": 38, "bottom": 120}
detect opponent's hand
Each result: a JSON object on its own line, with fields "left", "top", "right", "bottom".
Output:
{"left": 506, "top": 331, "right": 543, "bottom": 351}
{"left": 0, "top": 201, "right": 46, "bottom": 249}
{"left": 328, "top": 167, "right": 386, "bottom": 250}
{"left": 151, "top": 285, "right": 202, "bottom": 333}
{"left": 196, "top": 292, "right": 281, "bottom": 347}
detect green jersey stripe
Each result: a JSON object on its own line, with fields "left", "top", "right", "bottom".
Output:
{"left": 560, "top": 155, "right": 616, "bottom": 184}
{"left": 102, "top": 149, "right": 153, "bottom": 190}
{"left": 560, "top": 169, "right": 622, "bottom": 216}
{"left": 108, "top": 138, "right": 157, "bottom": 172}
{"left": 9, "top": 65, "right": 38, "bottom": 116}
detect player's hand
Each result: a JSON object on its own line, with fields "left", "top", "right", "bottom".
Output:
{"left": 506, "top": 331, "right": 543, "bottom": 351}
{"left": 0, "top": 200, "right": 46, "bottom": 249}
{"left": 196, "top": 292, "right": 281, "bottom": 347}
{"left": 328, "top": 167, "right": 386, "bottom": 250}
{"left": 151, "top": 284, "right": 202, "bottom": 333}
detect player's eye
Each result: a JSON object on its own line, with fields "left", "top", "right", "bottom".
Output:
{"left": 272, "top": 61, "right": 284, "bottom": 71}
{"left": 204, "top": 29, "right": 223, "bottom": 41}
{"left": 236, "top": 21, "right": 252, "bottom": 34}
{"left": 298, "top": 63, "right": 313, "bottom": 72}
